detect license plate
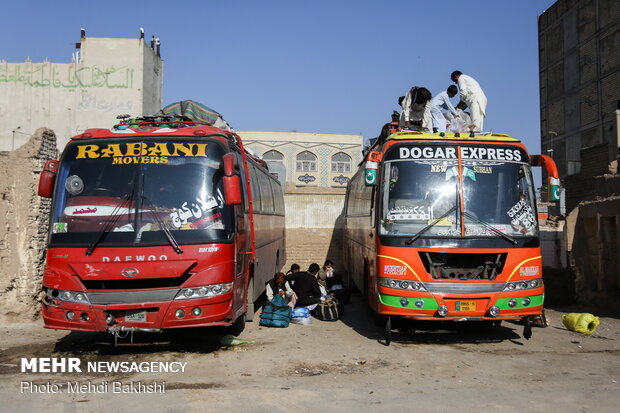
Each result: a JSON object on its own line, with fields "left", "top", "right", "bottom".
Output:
{"left": 456, "top": 301, "right": 476, "bottom": 312}
{"left": 125, "top": 310, "right": 147, "bottom": 322}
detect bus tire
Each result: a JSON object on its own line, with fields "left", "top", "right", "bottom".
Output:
{"left": 245, "top": 277, "right": 255, "bottom": 322}
{"left": 231, "top": 314, "right": 246, "bottom": 336}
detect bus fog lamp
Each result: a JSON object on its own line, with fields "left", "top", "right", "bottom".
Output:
{"left": 80, "top": 312, "right": 89, "bottom": 321}
{"left": 508, "top": 299, "right": 517, "bottom": 308}
{"left": 66, "top": 311, "right": 75, "bottom": 321}
{"left": 105, "top": 314, "right": 115, "bottom": 325}
{"left": 175, "top": 309, "right": 185, "bottom": 319}
{"left": 192, "top": 307, "right": 202, "bottom": 316}
{"left": 437, "top": 305, "right": 448, "bottom": 317}
{"left": 415, "top": 299, "right": 424, "bottom": 308}
{"left": 489, "top": 306, "right": 500, "bottom": 317}
{"left": 400, "top": 297, "right": 409, "bottom": 307}
{"left": 522, "top": 297, "right": 531, "bottom": 306}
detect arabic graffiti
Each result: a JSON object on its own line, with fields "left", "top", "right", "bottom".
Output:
{"left": 77, "top": 94, "right": 133, "bottom": 112}
{"left": 170, "top": 189, "right": 224, "bottom": 229}
{"left": 0, "top": 63, "right": 134, "bottom": 89}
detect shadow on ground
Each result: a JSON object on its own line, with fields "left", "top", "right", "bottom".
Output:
{"left": 340, "top": 292, "right": 531, "bottom": 346}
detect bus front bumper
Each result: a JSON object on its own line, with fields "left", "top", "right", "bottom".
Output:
{"left": 377, "top": 290, "right": 544, "bottom": 321}
{"left": 41, "top": 292, "right": 236, "bottom": 333}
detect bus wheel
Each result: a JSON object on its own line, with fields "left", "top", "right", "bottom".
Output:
{"left": 245, "top": 277, "right": 255, "bottom": 322}
{"left": 230, "top": 315, "right": 246, "bottom": 336}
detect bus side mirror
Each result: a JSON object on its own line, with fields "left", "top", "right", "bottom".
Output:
{"left": 38, "top": 160, "right": 59, "bottom": 198}
{"left": 223, "top": 153, "right": 242, "bottom": 205}
{"left": 529, "top": 154, "right": 560, "bottom": 202}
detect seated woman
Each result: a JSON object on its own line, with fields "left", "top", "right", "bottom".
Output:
{"left": 266, "top": 272, "right": 296, "bottom": 308}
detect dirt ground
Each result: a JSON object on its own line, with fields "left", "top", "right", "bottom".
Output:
{"left": 0, "top": 294, "right": 619, "bottom": 413}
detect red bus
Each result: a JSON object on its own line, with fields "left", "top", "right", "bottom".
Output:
{"left": 343, "top": 130, "right": 559, "bottom": 343}
{"left": 38, "top": 118, "right": 285, "bottom": 339}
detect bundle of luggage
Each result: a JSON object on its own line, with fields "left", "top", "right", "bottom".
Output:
{"left": 259, "top": 294, "right": 292, "bottom": 328}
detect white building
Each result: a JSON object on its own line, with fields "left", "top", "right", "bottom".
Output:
{"left": 0, "top": 34, "right": 163, "bottom": 151}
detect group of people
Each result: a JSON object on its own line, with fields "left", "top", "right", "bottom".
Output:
{"left": 399, "top": 70, "right": 488, "bottom": 133}
{"left": 265, "top": 260, "right": 337, "bottom": 309}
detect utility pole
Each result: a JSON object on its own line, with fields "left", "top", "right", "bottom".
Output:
{"left": 11, "top": 126, "right": 22, "bottom": 151}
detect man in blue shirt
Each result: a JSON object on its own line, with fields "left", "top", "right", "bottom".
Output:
{"left": 431, "top": 85, "right": 459, "bottom": 133}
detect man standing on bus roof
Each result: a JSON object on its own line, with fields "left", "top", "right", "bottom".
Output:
{"left": 399, "top": 86, "right": 433, "bottom": 132}
{"left": 431, "top": 85, "right": 459, "bottom": 133}
{"left": 451, "top": 70, "right": 487, "bottom": 132}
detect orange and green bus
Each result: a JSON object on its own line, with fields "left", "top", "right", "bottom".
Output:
{"left": 343, "top": 130, "right": 559, "bottom": 344}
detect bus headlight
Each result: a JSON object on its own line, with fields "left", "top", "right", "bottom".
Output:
{"left": 503, "top": 278, "right": 543, "bottom": 292}
{"left": 47, "top": 288, "right": 90, "bottom": 304}
{"left": 378, "top": 278, "right": 427, "bottom": 292}
{"left": 175, "top": 282, "right": 233, "bottom": 300}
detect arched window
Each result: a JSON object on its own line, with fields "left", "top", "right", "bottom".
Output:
{"left": 331, "top": 152, "right": 352, "bottom": 172}
{"left": 263, "top": 150, "right": 284, "bottom": 162}
{"left": 296, "top": 151, "right": 317, "bottom": 172}
{"left": 263, "top": 150, "right": 285, "bottom": 183}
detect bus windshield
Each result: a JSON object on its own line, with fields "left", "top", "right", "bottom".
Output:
{"left": 50, "top": 138, "right": 234, "bottom": 247}
{"left": 380, "top": 158, "right": 538, "bottom": 239}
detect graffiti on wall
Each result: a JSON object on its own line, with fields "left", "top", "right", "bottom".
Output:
{"left": 0, "top": 64, "right": 134, "bottom": 89}
{"left": 77, "top": 94, "right": 133, "bottom": 113}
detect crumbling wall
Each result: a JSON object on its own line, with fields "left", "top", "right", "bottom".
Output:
{"left": 566, "top": 193, "right": 620, "bottom": 303}
{"left": 0, "top": 128, "right": 57, "bottom": 320}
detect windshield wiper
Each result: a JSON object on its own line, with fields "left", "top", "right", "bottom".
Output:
{"left": 86, "top": 168, "right": 139, "bottom": 256}
{"left": 405, "top": 205, "right": 458, "bottom": 245}
{"left": 85, "top": 193, "right": 133, "bottom": 256}
{"left": 462, "top": 211, "right": 518, "bottom": 245}
{"left": 140, "top": 194, "right": 184, "bottom": 254}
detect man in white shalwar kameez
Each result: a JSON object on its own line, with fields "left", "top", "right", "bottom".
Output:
{"left": 431, "top": 85, "right": 459, "bottom": 133}
{"left": 399, "top": 86, "right": 433, "bottom": 132}
{"left": 451, "top": 71, "right": 487, "bottom": 132}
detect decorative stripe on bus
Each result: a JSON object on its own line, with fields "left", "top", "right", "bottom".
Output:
{"left": 379, "top": 293, "right": 439, "bottom": 310}
{"left": 506, "top": 256, "right": 542, "bottom": 282}
{"left": 377, "top": 255, "right": 422, "bottom": 281}
{"left": 495, "top": 294, "right": 544, "bottom": 310}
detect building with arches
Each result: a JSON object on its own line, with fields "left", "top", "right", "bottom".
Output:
{"left": 238, "top": 130, "right": 363, "bottom": 269}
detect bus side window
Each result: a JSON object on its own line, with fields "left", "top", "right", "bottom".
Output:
{"left": 259, "top": 171, "right": 275, "bottom": 214}
{"left": 249, "top": 164, "right": 262, "bottom": 213}
{"left": 272, "top": 180, "right": 284, "bottom": 215}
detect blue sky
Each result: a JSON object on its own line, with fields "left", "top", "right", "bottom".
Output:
{"left": 2, "top": 0, "right": 556, "bottom": 153}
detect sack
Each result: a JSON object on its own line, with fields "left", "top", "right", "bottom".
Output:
{"left": 562, "top": 313, "right": 600, "bottom": 335}
{"left": 259, "top": 295, "right": 292, "bottom": 328}
{"left": 312, "top": 297, "right": 340, "bottom": 321}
